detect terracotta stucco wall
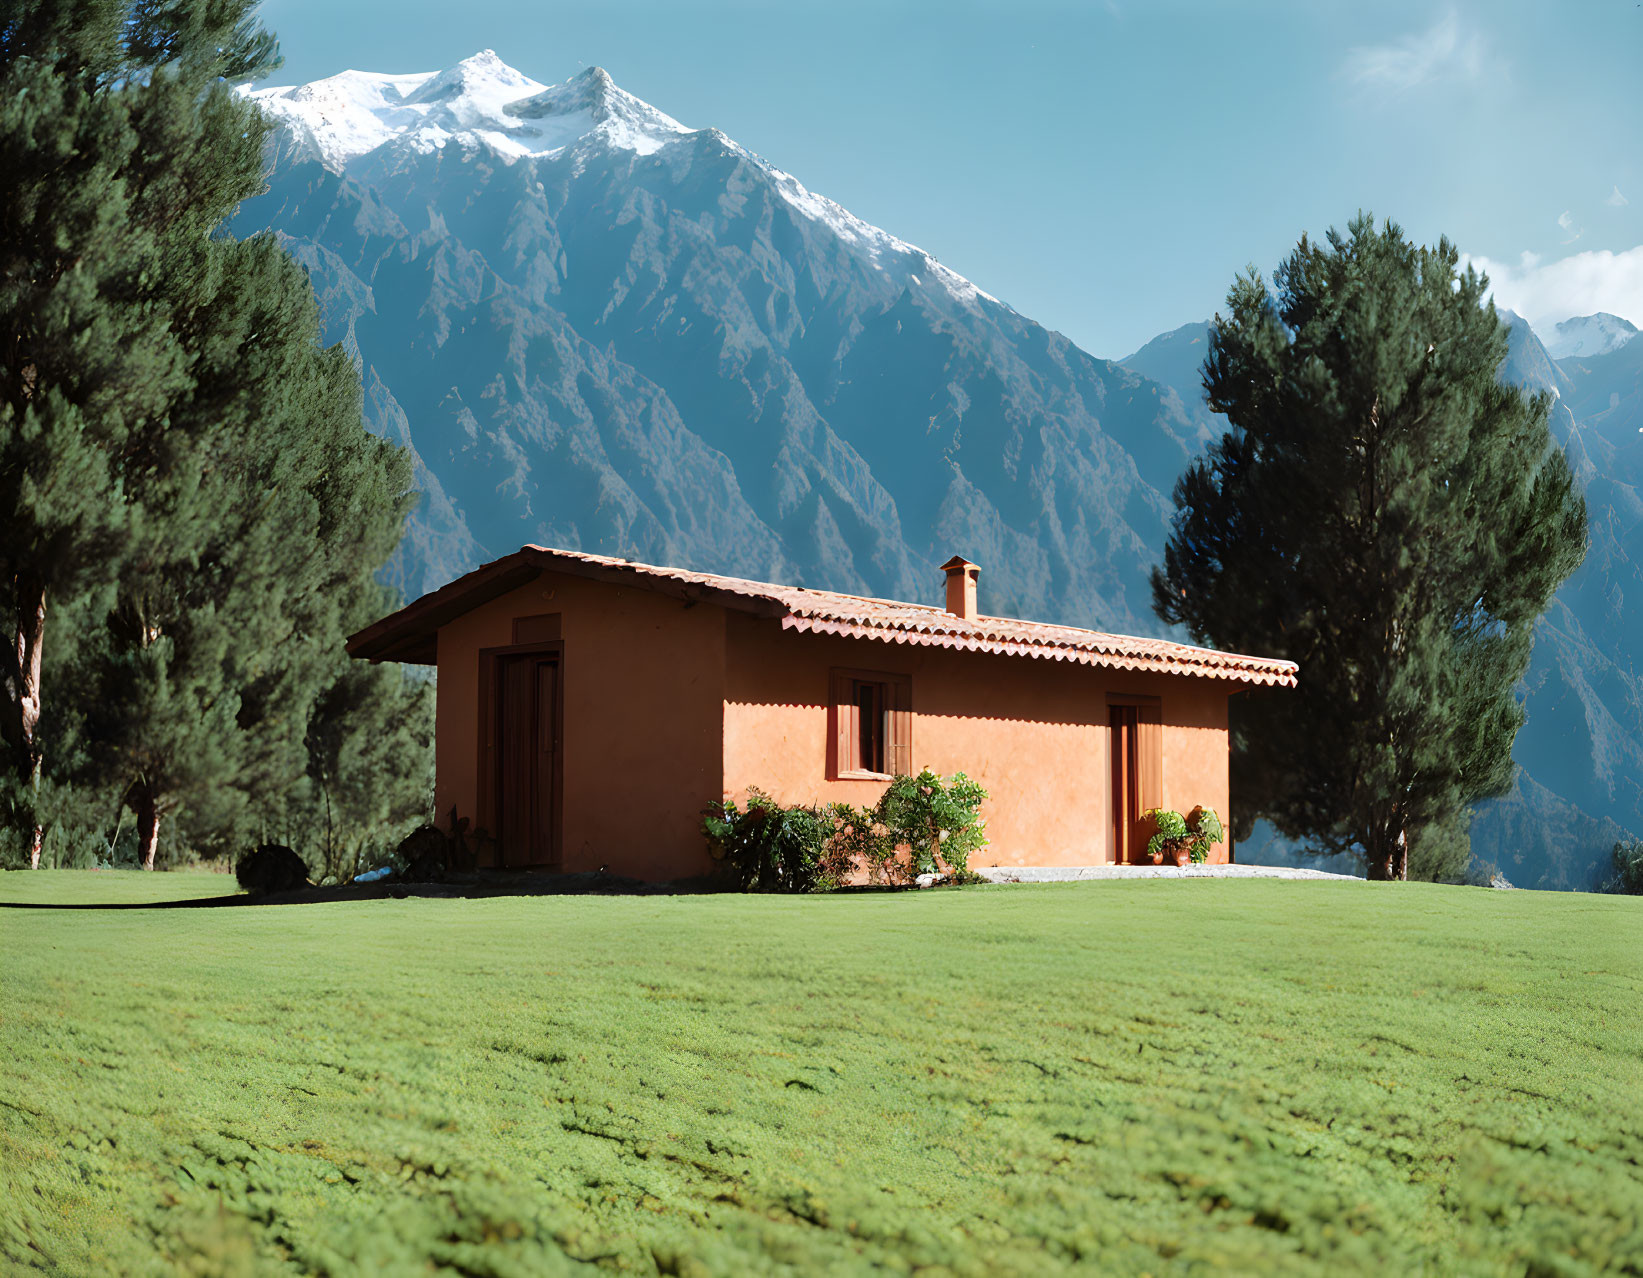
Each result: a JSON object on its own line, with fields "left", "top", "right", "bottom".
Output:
{"left": 434, "top": 570, "right": 725, "bottom": 879}
{"left": 722, "top": 613, "right": 1234, "bottom": 867}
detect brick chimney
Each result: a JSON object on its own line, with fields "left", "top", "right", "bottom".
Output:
{"left": 941, "top": 556, "right": 980, "bottom": 622}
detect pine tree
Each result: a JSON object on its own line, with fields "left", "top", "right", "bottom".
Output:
{"left": 0, "top": 0, "right": 277, "bottom": 865}
{"left": 3, "top": 2, "right": 423, "bottom": 869}
{"left": 1153, "top": 215, "right": 1588, "bottom": 881}
{"left": 75, "top": 244, "right": 415, "bottom": 868}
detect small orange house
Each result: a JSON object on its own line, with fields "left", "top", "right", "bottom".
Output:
{"left": 347, "top": 546, "right": 1297, "bottom": 880}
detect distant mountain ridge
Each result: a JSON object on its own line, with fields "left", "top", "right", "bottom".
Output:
{"left": 239, "top": 52, "right": 1641, "bottom": 888}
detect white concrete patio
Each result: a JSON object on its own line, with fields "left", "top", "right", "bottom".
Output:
{"left": 972, "top": 863, "right": 1362, "bottom": 883}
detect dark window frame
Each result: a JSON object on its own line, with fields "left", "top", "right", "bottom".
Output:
{"left": 828, "top": 667, "right": 912, "bottom": 781}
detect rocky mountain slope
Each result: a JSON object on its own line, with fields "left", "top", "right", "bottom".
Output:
{"left": 239, "top": 52, "right": 1640, "bottom": 887}
{"left": 238, "top": 53, "right": 1207, "bottom": 636}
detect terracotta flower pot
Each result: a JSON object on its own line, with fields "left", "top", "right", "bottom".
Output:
{"left": 1172, "top": 845, "right": 1191, "bottom": 868}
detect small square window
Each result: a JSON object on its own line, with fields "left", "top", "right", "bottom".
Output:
{"left": 830, "top": 669, "right": 911, "bottom": 779}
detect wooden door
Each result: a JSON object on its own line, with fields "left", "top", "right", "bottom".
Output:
{"left": 496, "top": 653, "right": 560, "bottom": 867}
{"left": 1110, "top": 705, "right": 1140, "bottom": 862}
{"left": 1110, "top": 702, "right": 1162, "bottom": 863}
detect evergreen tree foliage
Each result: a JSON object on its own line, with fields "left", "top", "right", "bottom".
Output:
{"left": 0, "top": 0, "right": 276, "bottom": 862}
{"left": 294, "top": 588, "right": 435, "bottom": 883}
{"left": 1, "top": 1, "right": 428, "bottom": 868}
{"left": 1153, "top": 215, "right": 1588, "bottom": 880}
{"left": 71, "top": 241, "right": 415, "bottom": 867}
{"left": 1603, "top": 838, "right": 1643, "bottom": 895}
{"left": 1406, "top": 808, "right": 1473, "bottom": 884}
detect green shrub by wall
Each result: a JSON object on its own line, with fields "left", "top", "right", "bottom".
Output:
{"left": 703, "top": 770, "right": 988, "bottom": 891}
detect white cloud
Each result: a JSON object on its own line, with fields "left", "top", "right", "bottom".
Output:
{"left": 1466, "top": 244, "right": 1643, "bottom": 332}
{"left": 1606, "top": 185, "right": 1629, "bottom": 208}
{"left": 1557, "top": 211, "right": 1574, "bottom": 231}
{"left": 1341, "top": 12, "right": 1494, "bottom": 91}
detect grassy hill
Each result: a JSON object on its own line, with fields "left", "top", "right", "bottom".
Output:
{"left": 2, "top": 872, "right": 1640, "bottom": 1274}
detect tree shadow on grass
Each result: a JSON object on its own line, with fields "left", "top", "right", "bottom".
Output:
{"left": 0, "top": 870, "right": 729, "bottom": 909}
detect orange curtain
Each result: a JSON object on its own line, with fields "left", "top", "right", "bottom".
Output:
{"left": 1137, "top": 704, "right": 1163, "bottom": 815}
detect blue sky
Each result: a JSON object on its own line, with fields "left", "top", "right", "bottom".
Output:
{"left": 258, "top": 0, "right": 1642, "bottom": 358}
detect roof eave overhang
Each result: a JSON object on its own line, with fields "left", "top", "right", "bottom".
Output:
{"left": 345, "top": 557, "right": 541, "bottom": 664}
{"left": 346, "top": 546, "right": 787, "bottom": 665}
{"left": 780, "top": 614, "right": 1298, "bottom": 686}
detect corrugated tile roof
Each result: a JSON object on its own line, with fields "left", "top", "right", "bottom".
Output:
{"left": 508, "top": 546, "right": 1299, "bottom": 686}
{"left": 347, "top": 544, "right": 1297, "bottom": 685}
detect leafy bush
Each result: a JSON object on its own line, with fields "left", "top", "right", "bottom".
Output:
{"left": 1601, "top": 839, "right": 1643, "bottom": 895}
{"left": 877, "top": 769, "right": 988, "bottom": 878}
{"left": 819, "top": 804, "right": 901, "bottom": 886}
{"left": 705, "top": 771, "right": 989, "bottom": 891}
{"left": 234, "top": 844, "right": 311, "bottom": 895}
{"left": 702, "top": 789, "right": 834, "bottom": 892}
{"left": 1145, "top": 806, "right": 1225, "bottom": 864}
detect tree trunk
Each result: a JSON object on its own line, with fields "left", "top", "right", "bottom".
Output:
{"left": 321, "top": 767, "right": 334, "bottom": 878}
{"left": 3, "top": 576, "right": 47, "bottom": 867}
{"left": 135, "top": 788, "right": 161, "bottom": 872}
{"left": 1364, "top": 824, "right": 1409, "bottom": 881}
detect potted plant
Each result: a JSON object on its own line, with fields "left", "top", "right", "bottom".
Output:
{"left": 1144, "top": 808, "right": 1192, "bottom": 866}
{"left": 1143, "top": 807, "right": 1225, "bottom": 867}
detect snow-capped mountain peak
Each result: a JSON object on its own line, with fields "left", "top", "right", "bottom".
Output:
{"left": 245, "top": 52, "right": 689, "bottom": 170}
{"left": 505, "top": 65, "right": 622, "bottom": 119}
{"left": 246, "top": 53, "right": 998, "bottom": 310}
{"left": 402, "top": 49, "right": 541, "bottom": 108}
{"left": 1545, "top": 312, "right": 1640, "bottom": 361}
{"left": 503, "top": 65, "right": 689, "bottom": 154}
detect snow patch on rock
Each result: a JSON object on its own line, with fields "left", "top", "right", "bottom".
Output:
{"left": 1546, "top": 312, "right": 1640, "bottom": 361}
{"left": 715, "top": 139, "right": 1002, "bottom": 310}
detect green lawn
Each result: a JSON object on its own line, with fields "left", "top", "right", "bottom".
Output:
{"left": 2, "top": 872, "right": 1640, "bottom": 1275}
